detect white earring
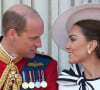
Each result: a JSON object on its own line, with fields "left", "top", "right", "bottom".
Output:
{"left": 88, "top": 50, "right": 91, "bottom": 54}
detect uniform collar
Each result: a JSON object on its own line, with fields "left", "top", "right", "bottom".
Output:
{"left": 0, "top": 43, "right": 19, "bottom": 64}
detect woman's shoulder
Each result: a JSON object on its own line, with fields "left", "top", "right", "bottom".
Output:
{"left": 57, "top": 64, "right": 100, "bottom": 90}
{"left": 58, "top": 64, "right": 83, "bottom": 78}
{"left": 57, "top": 64, "right": 82, "bottom": 86}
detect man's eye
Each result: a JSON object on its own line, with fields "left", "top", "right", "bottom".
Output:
{"left": 29, "top": 37, "right": 38, "bottom": 41}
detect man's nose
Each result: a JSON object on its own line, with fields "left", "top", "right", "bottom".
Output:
{"left": 35, "top": 38, "right": 42, "bottom": 48}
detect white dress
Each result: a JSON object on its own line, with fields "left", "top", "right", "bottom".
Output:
{"left": 57, "top": 64, "right": 100, "bottom": 90}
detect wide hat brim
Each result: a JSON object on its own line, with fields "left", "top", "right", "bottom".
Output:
{"left": 51, "top": 3, "right": 100, "bottom": 52}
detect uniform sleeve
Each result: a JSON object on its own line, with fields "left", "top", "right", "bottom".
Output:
{"left": 45, "top": 60, "right": 58, "bottom": 90}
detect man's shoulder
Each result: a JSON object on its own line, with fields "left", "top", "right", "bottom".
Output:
{"left": 35, "top": 53, "right": 54, "bottom": 61}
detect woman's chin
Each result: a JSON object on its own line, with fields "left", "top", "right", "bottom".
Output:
{"left": 68, "top": 59, "right": 76, "bottom": 64}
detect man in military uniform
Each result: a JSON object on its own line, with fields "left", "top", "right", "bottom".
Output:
{"left": 0, "top": 4, "right": 58, "bottom": 90}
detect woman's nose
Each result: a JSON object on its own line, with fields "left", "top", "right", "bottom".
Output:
{"left": 65, "top": 41, "right": 70, "bottom": 50}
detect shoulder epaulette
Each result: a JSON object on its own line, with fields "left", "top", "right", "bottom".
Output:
{"left": 35, "top": 53, "right": 54, "bottom": 60}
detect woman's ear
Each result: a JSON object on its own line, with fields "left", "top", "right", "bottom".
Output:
{"left": 88, "top": 40, "right": 97, "bottom": 52}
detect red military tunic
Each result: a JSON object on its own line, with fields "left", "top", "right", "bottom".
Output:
{"left": 0, "top": 54, "right": 58, "bottom": 90}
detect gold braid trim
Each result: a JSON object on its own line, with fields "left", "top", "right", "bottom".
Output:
{"left": 3, "top": 76, "right": 12, "bottom": 90}
{"left": 0, "top": 62, "right": 22, "bottom": 90}
{"left": 0, "top": 63, "right": 12, "bottom": 89}
{"left": 13, "top": 82, "right": 18, "bottom": 90}
{"left": 0, "top": 44, "right": 22, "bottom": 90}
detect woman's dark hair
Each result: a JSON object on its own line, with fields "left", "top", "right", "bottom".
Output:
{"left": 74, "top": 20, "right": 100, "bottom": 59}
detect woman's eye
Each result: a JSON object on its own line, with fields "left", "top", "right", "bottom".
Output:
{"left": 70, "top": 38, "right": 76, "bottom": 41}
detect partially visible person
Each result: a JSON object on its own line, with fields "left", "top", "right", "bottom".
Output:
{"left": 51, "top": 3, "right": 100, "bottom": 90}
{"left": 0, "top": 4, "right": 58, "bottom": 90}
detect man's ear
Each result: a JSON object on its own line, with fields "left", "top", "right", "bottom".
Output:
{"left": 7, "top": 29, "right": 18, "bottom": 41}
{"left": 87, "top": 40, "right": 97, "bottom": 52}
{"left": 8, "top": 29, "right": 17, "bottom": 37}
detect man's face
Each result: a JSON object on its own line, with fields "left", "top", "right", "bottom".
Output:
{"left": 13, "top": 18, "right": 44, "bottom": 58}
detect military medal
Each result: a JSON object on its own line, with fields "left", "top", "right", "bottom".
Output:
{"left": 28, "top": 71, "right": 35, "bottom": 89}
{"left": 41, "top": 80, "right": 47, "bottom": 88}
{"left": 22, "top": 71, "right": 29, "bottom": 89}
{"left": 22, "top": 82, "right": 29, "bottom": 89}
{"left": 41, "top": 70, "right": 47, "bottom": 88}
{"left": 35, "top": 81, "right": 41, "bottom": 88}
{"left": 35, "top": 70, "right": 41, "bottom": 88}
{"left": 29, "top": 82, "right": 35, "bottom": 89}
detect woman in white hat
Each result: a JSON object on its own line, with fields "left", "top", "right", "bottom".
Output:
{"left": 51, "top": 3, "right": 100, "bottom": 90}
